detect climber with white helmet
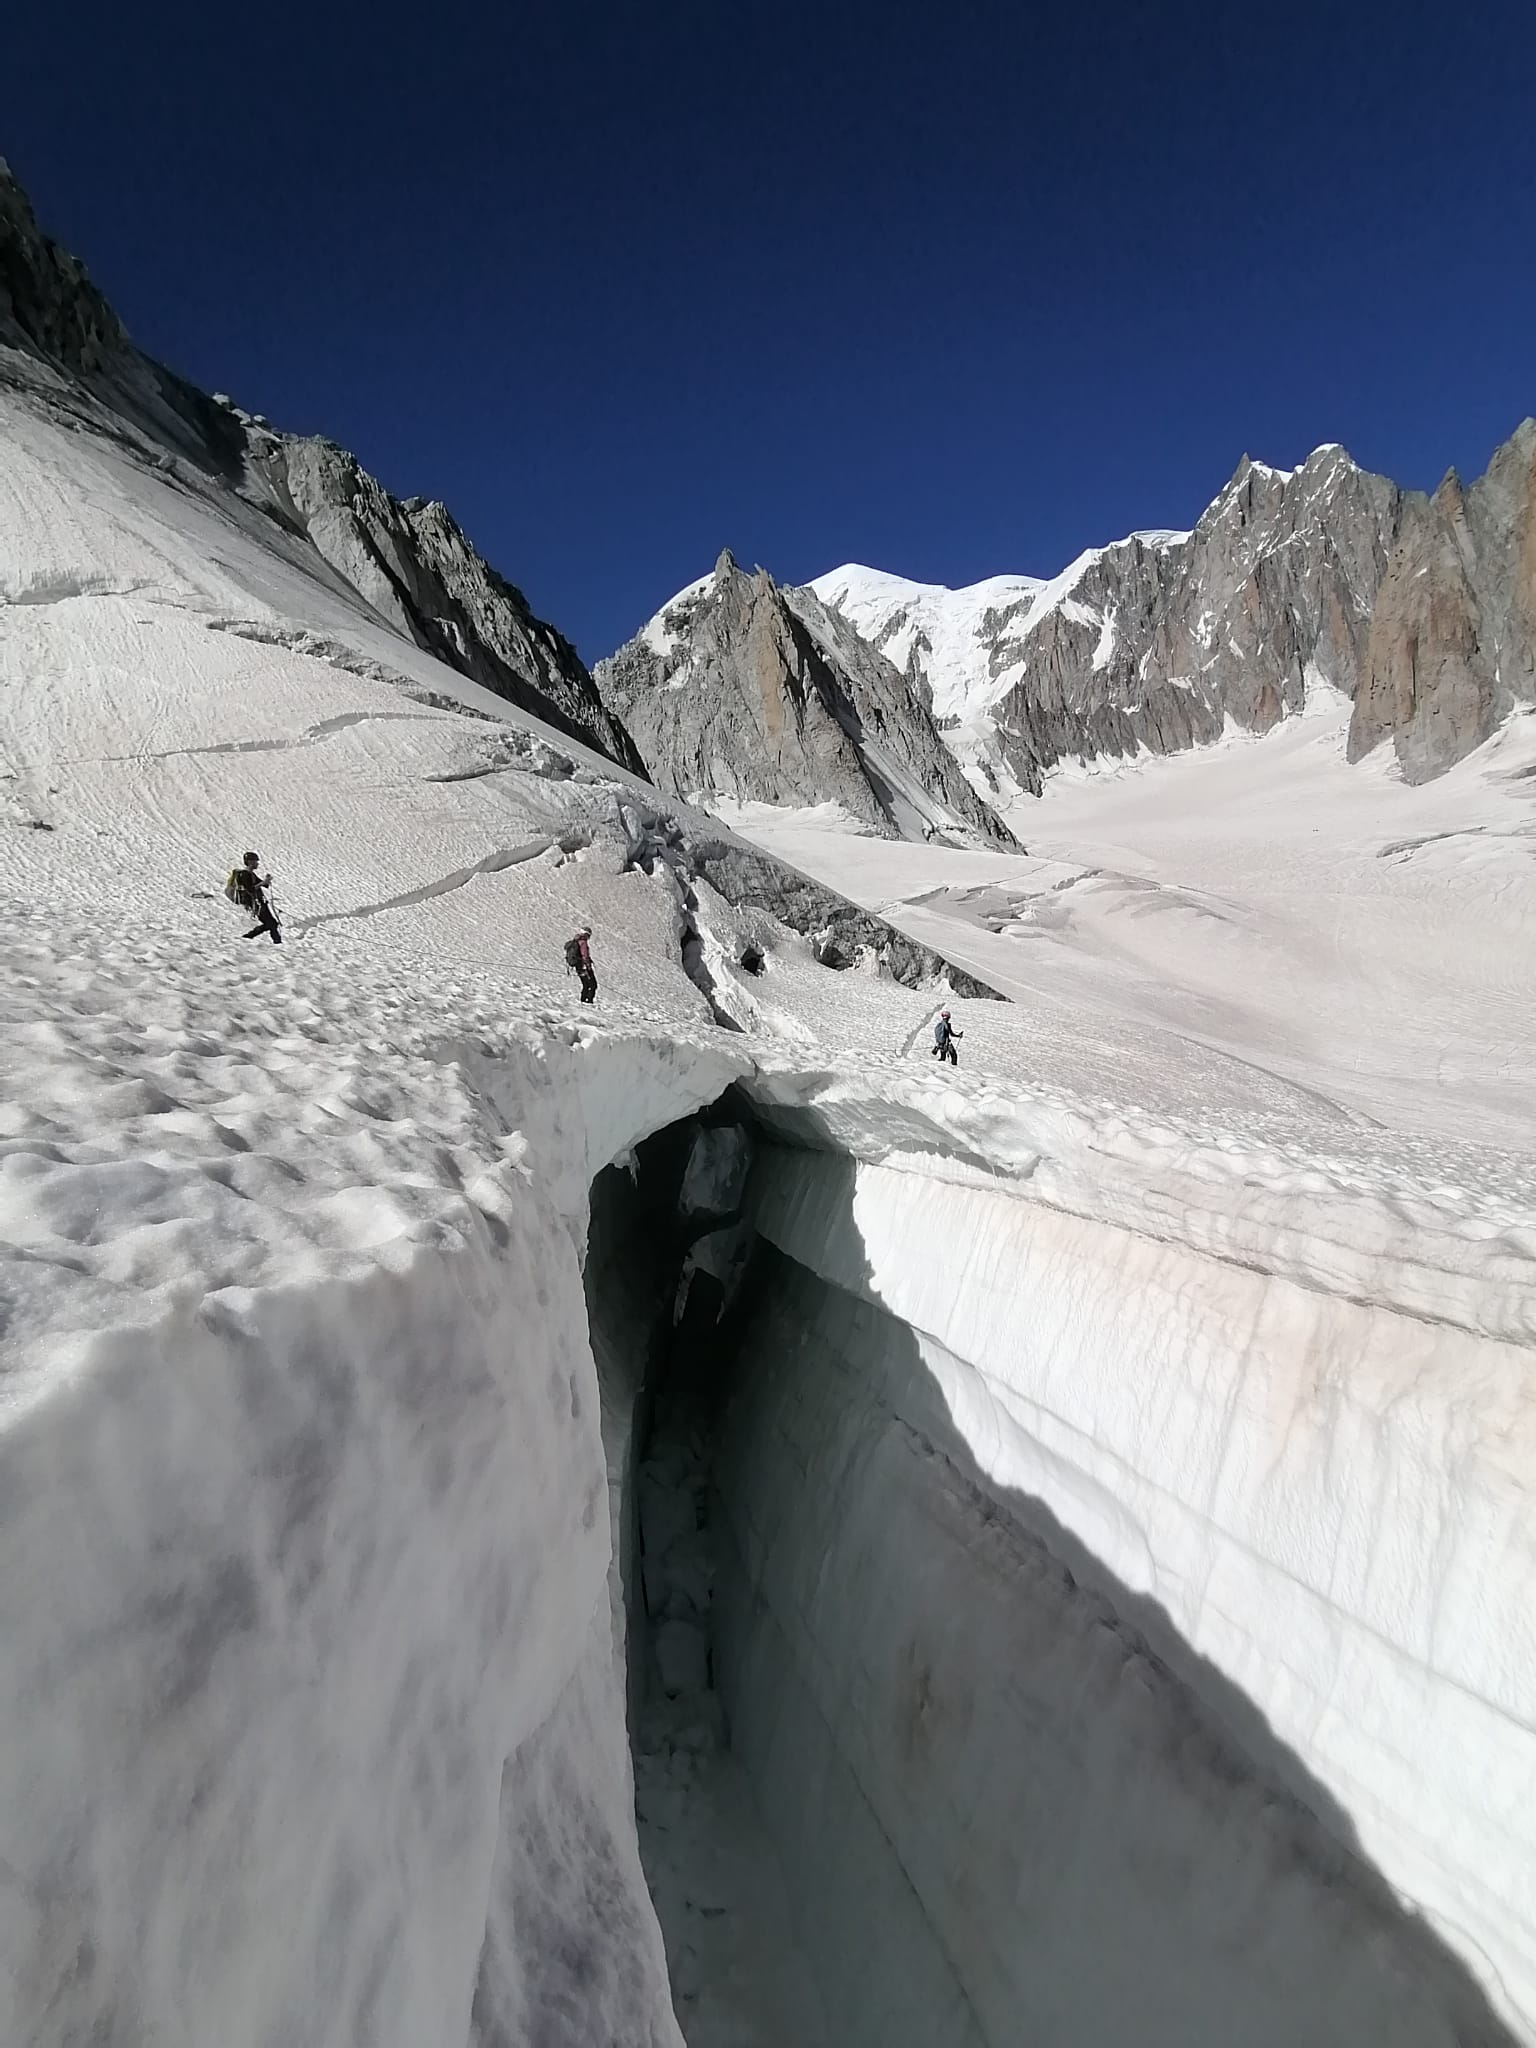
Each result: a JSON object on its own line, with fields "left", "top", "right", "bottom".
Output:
{"left": 931, "top": 1008, "right": 962, "bottom": 1065}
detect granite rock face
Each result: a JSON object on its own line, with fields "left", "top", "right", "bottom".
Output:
{"left": 945, "top": 448, "right": 1402, "bottom": 798}
{"left": 821, "top": 431, "right": 1536, "bottom": 796}
{"left": 1349, "top": 421, "right": 1536, "bottom": 782}
{"left": 595, "top": 552, "right": 1017, "bottom": 846}
{"left": 238, "top": 432, "right": 644, "bottom": 769}
{"left": 0, "top": 160, "right": 641, "bottom": 772}
{"left": 0, "top": 159, "right": 127, "bottom": 377}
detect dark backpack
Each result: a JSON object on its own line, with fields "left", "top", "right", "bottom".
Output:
{"left": 933, "top": 1017, "right": 949, "bottom": 1045}
{"left": 564, "top": 936, "right": 585, "bottom": 970}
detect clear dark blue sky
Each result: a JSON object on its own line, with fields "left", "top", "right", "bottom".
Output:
{"left": 5, "top": 0, "right": 1532, "bottom": 659}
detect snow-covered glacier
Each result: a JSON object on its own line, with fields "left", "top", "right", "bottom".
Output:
{"left": 3, "top": 296, "right": 1535, "bottom": 2044}
{"left": 9, "top": 913, "right": 1530, "bottom": 2044}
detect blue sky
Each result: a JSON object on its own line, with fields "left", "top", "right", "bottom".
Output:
{"left": 5, "top": 0, "right": 1532, "bottom": 660}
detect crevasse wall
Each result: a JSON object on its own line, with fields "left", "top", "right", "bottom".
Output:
{"left": 4, "top": 1021, "right": 1531, "bottom": 2048}
{"left": 0, "top": 1031, "right": 750, "bottom": 2048}
{"left": 0, "top": 1218, "right": 668, "bottom": 2046}
{"left": 712, "top": 1144, "right": 1535, "bottom": 2046}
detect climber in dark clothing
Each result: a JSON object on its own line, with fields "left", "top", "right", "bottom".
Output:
{"left": 565, "top": 925, "right": 598, "bottom": 1004}
{"left": 931, "top": 1008, "right": 962, "bottom": 1065}
{"left": 226, "top": 851, "right": 282, "bottom": 944}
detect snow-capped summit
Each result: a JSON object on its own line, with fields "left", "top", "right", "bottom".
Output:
{"left": 638, "top": 566, "right": 718, "bottom": 657}
{"left": 807, "top": 566, "right": 1047, "bottom": 723}
{"left": 619, "top": 410, "right": 1535, "bottom": 832}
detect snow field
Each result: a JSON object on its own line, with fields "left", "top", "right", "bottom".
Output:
{"left": 732, "top": 699, "right": 1536, "bottom": 1170}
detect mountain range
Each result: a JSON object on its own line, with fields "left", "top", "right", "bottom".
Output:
{"left": 809, "top": 428, "right": 1535, "bottom": 802}
{"left": 4, "top": 157, "right": 1533, "bottom": 839}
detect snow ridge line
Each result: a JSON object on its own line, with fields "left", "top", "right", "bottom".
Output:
{"left": 86, "top": 708, "right": 453, "bottom": 767}
{"left": 735, "top": 1070, "right": 1536, "bottom": 1346}
{"left": 292, "top": 839, "right": 584, "bottom": 933}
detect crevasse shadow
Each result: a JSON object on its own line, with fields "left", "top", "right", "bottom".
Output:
{"left": 699, "top": 1149, "right": 1518, "bottom": 2048}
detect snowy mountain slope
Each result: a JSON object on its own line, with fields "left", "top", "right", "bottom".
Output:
{"left": 595, "top": 551, "right": 1019, "bottom": 848}
{"left": 812, "top": 538, "right": 1203, "bottom": 727}
{"left": 0, "top": 159, "right": 643, "bottom": 772}
{"left": 3, "top": 184, "right": 1536, "bottom": 2048}
{"left": 808, "top": 564, "right": 1048, "bottom": 722}
{"left": 0, "top": 388, "right": 997, "bottom": 1007}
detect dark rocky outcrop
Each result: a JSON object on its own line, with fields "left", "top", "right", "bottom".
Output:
{"left": 0, "top": 159, "right": 127, "bottom": 377}
{"left": 616, "top": 795, "right": 1006, "bottom": 998}
{"left": 237, "top": 431, "right": 644, "bottom": 770}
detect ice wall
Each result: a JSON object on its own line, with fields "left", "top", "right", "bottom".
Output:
{"left": 709, "top": 1144, "right": 1534, "bottom": 2046}
{"left": 0, "top": 1222, "right": 672, "bottom": 2046}
{"left": 0, "top": 1027, "right": 747, "bottom": 2048}
{"left": 3, "top": 1007, "right": 1528, "bottom": 2048}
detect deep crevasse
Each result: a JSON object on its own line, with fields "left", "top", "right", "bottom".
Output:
{"left": 737, "top": 1139, "right": 1536, "bottom": 2038}
{"left": 1, "top": 1023, "right": 1531, "bottom": 2046}
{"left": 710, "top": 1159, "right": 1533, "bottom": 2043}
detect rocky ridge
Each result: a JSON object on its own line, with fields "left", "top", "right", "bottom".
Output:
{"left": 0, "top": 160, "right": 641, "bottom": 772}
{"left": 815, "top": 430, "right": 1536, "bottom": 795}
{"left": 819, "top": 448, "right": 1404, "bottom": 799}
{"left": 594, "top": 551, "right": 1018, "bottom": 847}
{"left": 235, "top": 430, "right": 644, "bottom": 770}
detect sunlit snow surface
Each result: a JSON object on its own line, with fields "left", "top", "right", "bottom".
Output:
{"left": 2, "top": 370, "right": 1535, "bottom": 2045}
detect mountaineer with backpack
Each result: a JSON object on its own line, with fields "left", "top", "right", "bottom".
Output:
{"left": 564, "top": 925, "right": 597, "bottom": 1004}
{"left": 931, "top": 1008, "right": 962, "bottom": 1065}
{"left": 225, "top": 851, "right": 282, "bottom": 944}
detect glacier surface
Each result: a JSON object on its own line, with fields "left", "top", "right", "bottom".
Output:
{"left": 2, "top": 350, "right": 1534, "bottom": 2045}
